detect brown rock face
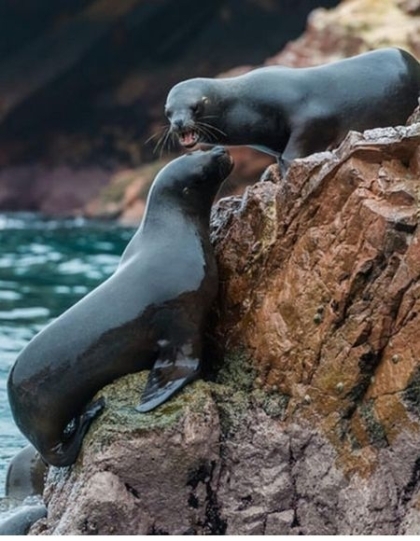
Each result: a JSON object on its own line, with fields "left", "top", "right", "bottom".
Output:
{"left": 32, "top": 122, "right": 420, "bottom": 535}
{"left": 211, "top": 123, "right": 420, "bottom": 533}
{"left": 268, "top": 0, "right": 420, "bottom": 67}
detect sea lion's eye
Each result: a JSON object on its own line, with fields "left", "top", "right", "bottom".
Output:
{"left": 165, "top": 107, "right": 172, "bottom": 118}
{"left": 183, "top": 187, "right": 190, "bottom": 196}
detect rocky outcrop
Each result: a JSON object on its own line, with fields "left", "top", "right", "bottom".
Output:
{"left": 211, "top": 123, "right": 420, "bottom": 534}
{"left": 268, "top": 0, "right": 420, "bottom": 67}
{"left": 31, "top": 120, "right": 420, "bottom": 534}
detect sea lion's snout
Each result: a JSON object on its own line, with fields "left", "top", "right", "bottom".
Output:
{"left": 170, "top": 117, "right": 199, "bottom": 149}
{"left": 211, "top": 146, "right": 233, "bottom": 176}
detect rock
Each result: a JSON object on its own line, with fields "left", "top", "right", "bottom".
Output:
{"left": 32, "top": 374, "right": 223, "bottom": 535}
{"left": 32, "top": 120, "right": 420, "bottom": 535}
{"left": 210, "top": 121, "right": 420, "bottom": 534}
{"left": 265, "top": 510, "right": 295, "bottom": 535}
{"left": 0, "top": 165, "right": 111, "bottom": 215}
{"left": 268, "top": 0, "right": 420, "bottom": 67}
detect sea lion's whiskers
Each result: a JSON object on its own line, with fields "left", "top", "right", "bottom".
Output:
{"left": 154, "top": 127, "right": 170, "bottom": 156}
{"left": 158, "top": 129, "right": 173, "bottom": 158}
{"left": 144, "top": 132, "right": 159, "bottom": 145}
{"left": 169, "top": 132, "right": 176, "bottom": 151}
{"left": 197, "top": 121, "right": 226, "bottom": 138}
{"left": 195, "top": 123, "right": 218, "bottom": 143}
{"left": 145, "top": 124, "right": 168, "bottom": 146}
{"left": 152, "top": 131, "right": 166, "bottom": 155}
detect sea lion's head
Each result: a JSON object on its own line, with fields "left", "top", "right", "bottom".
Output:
{"left": 165, "top": 79, "right": 224, "bottom": 149}
{"left": 150, "top": 146, "right": 233, "bottom": 215}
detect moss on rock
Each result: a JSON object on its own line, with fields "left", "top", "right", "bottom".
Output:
{"left": 211, "top": 348, "right": 289, "bottom": 438}
{"left": 82, "top": 372, "right": 215, "bottom": 455}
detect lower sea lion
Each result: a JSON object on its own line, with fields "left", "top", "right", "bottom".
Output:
{"left": 5, "top": 444, "right": 46, "bottom": 501}
{"left": 165, "top": 47, "right": 420, "bottom": 172}
{"left": 8, "top": 146, "right": 233, "bottom": 468}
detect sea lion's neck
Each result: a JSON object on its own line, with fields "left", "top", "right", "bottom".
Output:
{"left": 120, "top": 201, "right": 208, "bottom": 266}
{"left": 139, "top": 191, "right": 212, "bottom": 245}
{"left": 211, "top": 78, "right": 285, "bottom": 149}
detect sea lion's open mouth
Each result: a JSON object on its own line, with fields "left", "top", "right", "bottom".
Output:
{"left": 178, "top": 130, "right": 199, "bottom": 148}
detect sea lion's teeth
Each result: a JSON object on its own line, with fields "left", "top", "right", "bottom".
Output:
{"left": 179, "top": 131, "right": 198, "bottom": 147}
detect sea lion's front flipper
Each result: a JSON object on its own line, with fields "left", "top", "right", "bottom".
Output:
{"left": 136, "top": 354, "right": 200, "bottom": 413}
{"left": 277, "top": 155, "right": 290, "bottom": 177}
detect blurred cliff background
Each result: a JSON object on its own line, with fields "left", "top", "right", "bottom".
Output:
{"left": 2, "top": 0, "right": 420, "bottom": 223}
{"left": 0, "top": 0, "right": 344, "bottom": 221}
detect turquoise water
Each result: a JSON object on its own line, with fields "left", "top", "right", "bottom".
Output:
{"left": 0, "top": 213, "right": 135, "bottom": 496}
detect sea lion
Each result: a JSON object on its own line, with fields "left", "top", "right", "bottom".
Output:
{"left": 165, "top": 47, "right": 420, "bottom": 173}
{"left": 8, "top": 146, "right": 233, "bottom": 468}
{"left": 5, "top": 444, "right": 46, "bottom": 501}
{"left": 0, "top": 504, "right": 47, "bottom": 535}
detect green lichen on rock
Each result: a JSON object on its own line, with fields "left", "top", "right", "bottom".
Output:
{"left": 212, "top": 348, "right": 289, "bottom": 437}
{"left": 210, "top": 349, "right": 256, "bottom": 437}
{"left": 79, "top": 348, "right": 288, "bottom": 456}
{"left": 215, "top": 348, "right": 257, "bottom": 392}
{"left": 359, "top": 400, "right": 388, "bottom": 448}
{"left": 83, "top": 371, "right": 214, "bottom": 453}
{"left": 252, "top": 388, "right": 290, "bottom": 419}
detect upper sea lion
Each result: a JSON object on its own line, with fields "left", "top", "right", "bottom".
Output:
{"left": 165, "top": 48, "right": 420, "bottom": 173}
{"left": 8, "top": 146, "right": 233, "bottom": 467}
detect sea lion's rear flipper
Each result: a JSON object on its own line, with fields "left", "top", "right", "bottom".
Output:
{"left": 42, "top": 397, "right": 105, "bottom": 467}
{"left": 136, "top": 356, "right": 200, "bottom": 413}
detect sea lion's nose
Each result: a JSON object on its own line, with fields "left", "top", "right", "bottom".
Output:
{"left": 171, "top": 117, "right": 185, "bottom": 130}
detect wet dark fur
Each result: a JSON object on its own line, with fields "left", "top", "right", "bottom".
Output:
{"left": 8, "top": 147, "right": 233, "bottom": 467}
{"left": 166, "top": 48, "right": 420, "bottom": 172}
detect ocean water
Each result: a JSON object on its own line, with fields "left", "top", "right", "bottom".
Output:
{"left": 0, "top": 213, "right": 135, "bottom": 496}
